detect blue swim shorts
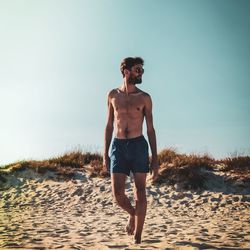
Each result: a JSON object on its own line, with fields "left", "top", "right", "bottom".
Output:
{"left": 110, "top": 135, "right": 150, "bottom": 176}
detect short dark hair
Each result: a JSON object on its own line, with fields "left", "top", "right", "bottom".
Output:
{"left": 120, "top": 57, "right": 144, "bottom": 77}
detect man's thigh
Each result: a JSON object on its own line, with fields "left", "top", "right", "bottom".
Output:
{"left": 133, "top": 173, "right": 147, "bottom": 190}
{"left": 111, "top": 173, "right": 127, "bottom": 195}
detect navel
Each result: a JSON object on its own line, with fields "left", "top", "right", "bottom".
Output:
{"left": 124, "top": 127, "right": 129, "bottom": 138}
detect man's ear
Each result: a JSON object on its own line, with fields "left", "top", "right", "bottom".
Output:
{"left": 124, "top": 69, "right": 130, "bottom": 76}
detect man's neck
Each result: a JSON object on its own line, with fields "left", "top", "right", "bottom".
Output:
{"left": 120, "top": 79, "right": 137, "bottom": 94}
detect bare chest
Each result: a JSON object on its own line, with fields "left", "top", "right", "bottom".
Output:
{"left": 112, "top": 93, "right": 145, "bottom": 114}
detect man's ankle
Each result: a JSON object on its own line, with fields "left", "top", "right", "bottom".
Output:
{"left": 134, "top": 233, "right": 141, "bottom": 244}
{"left": 129, "top": 209, "right": 135, "bottom": 217}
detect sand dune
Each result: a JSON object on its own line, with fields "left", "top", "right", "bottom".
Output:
{"left": 0, "top": 166, "right": 250, "bottom": 249}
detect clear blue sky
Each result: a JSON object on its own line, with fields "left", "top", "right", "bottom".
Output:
{"left": 0, "top": 0, "right": 249, "bottom": 165}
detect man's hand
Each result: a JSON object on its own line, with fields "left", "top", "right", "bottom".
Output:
{"left": 102, "top": 156, "right": 110, "bottom": 173}
{"left": 150, "top": 158, "right": 159, "bottom": 183}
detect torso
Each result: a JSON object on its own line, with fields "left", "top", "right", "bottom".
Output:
{"left": 110, "top": 88, "right": 148, "bottom": 139}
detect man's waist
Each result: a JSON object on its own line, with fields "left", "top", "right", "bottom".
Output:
{"left": 113, "top": 135, "right": 145, "bottom": 142}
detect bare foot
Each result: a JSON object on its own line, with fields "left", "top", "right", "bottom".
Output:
{"left": 134, "top": 234, "right": 141, "bottom": 244}
{"left": 125, "top": 215, "right": 135, "bottom": 235}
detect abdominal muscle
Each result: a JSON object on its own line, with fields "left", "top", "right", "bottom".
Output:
{"left": 111, "top": 88, "right": 146, "bottom": 139}
{"left": 114, "top": 114, "right": 144, "bottom": 139}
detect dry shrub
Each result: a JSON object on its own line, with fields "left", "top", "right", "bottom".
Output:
{"left": 220, "top": 156, "right": 250, "bottom": 182}
{"left": 0, "top": 151, "right": 104, "bottom": 180}
{"left": 7, "top": 161, "right": 31, "bottom": 172}
{"left": 173, "top": 154, "right": 214, "bottom": 170}
{"left": 157, "top": 148, "right": 179, "bottom": 165}
{"left": 222, "top": 156, "right": 250, "bottom": 172}
{"left": 48, "top": 151, "right": 102, "bottom": 168}
{"left": 8, "top": 160, "right": 58, "bottom": 174}
{"left": 88, "top": 160, "right": 110, "bottom": 178}
{"left": 156, "top": 153, "right": 214, "bottom": 189}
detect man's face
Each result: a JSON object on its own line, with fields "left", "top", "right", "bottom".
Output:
{"left": 128, "top": 64, "right": 144, "bottom": 85}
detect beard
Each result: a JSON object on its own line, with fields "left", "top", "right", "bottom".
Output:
{"left": 128, "top": 75, "right": 142, "bottom": 85}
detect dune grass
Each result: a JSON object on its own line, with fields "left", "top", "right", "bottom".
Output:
{"left": 156, "top": 148, "right": 215, "bottom": 189}
{"left": 215, "top": 156, "right": 250, "bottom": 182}
{"left": 1, "top": 148, "right": 249, "bottom": 189}
{"left": 219, "top": 156, "right": 250, "bottom": 173}
{"left": 0, "top": 151, "right": 103, "bottom": 180}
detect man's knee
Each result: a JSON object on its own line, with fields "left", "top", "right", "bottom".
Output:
{"left": 134, "top": 188, "right": 146, "bottom": 202}
{"left": 113, "top": 190, "right": 126, "bottom": 205}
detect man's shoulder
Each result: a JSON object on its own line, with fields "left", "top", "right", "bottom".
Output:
{"left": 107, "top": 88, "right": 118, "bottom": 98}
{"left": 136, "top": 88, "right": 151, "bottom": 98}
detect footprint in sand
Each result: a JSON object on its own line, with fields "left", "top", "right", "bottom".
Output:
{"left": 79, "top": 231, "right": 92, "bottom": 236}
{"left": 53, "top": 244, "right": 64, "bottom": 249}
{"left": 2, "top": 242, "right": 22, "bottom": 248}
{"left": 158, "top": 224, "right": 168, "bottom": 233}
{"left": 30, "top": 237, "right": 43, "bottom": 243}
{"left": 143, "top": 239, "right": 162, "bottom": 243}
{"left": 107, "top": 244, "right": 129, "bottom": 248}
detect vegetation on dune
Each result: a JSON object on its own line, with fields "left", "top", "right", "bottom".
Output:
{"left": 48, "top": 151, "right": 102, "bottom": 168}
{"left": 1, "top": 148, "right": 249, "bottom": 189}
{"left": 157, "top": 147, "right": 179, "bottom": 165}
{"left": 0, "top": 151, "right": 104, "bottom": 180}
{"left": 156, "top": 149, "right": 215, "bottom": 189}
{"left": 219, "top": 156, "right": 250, "bottom": 173}
{"left": 216, "top": 156, "right": 250, "bottom": 182}
{"left": 157, "top": 149, "right": 250, "bottom": 188}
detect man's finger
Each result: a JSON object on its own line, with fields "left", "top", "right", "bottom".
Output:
{"left": 152, "top": 170, "right": 158, "bottom": 181}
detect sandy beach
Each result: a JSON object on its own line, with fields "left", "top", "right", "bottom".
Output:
{"left": 0, "top": 162, "right": 249, "bottom": 250}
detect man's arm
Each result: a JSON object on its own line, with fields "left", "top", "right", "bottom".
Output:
{"left": 144, "top": 94, "right": 158, "bottom": 180}
{"left": 103, "top": 91, "right": 114, "bottom": 172}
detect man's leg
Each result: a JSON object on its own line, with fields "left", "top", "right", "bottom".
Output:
{"left": 111, "top": 173, "right": 135, "bottom": 235}
{"left": 133, "top": 173, "right": 147, "bottom": 244}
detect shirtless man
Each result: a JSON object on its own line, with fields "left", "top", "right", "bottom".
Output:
{"left": 103, "top": 57, "right": 158, "bottom": 244}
